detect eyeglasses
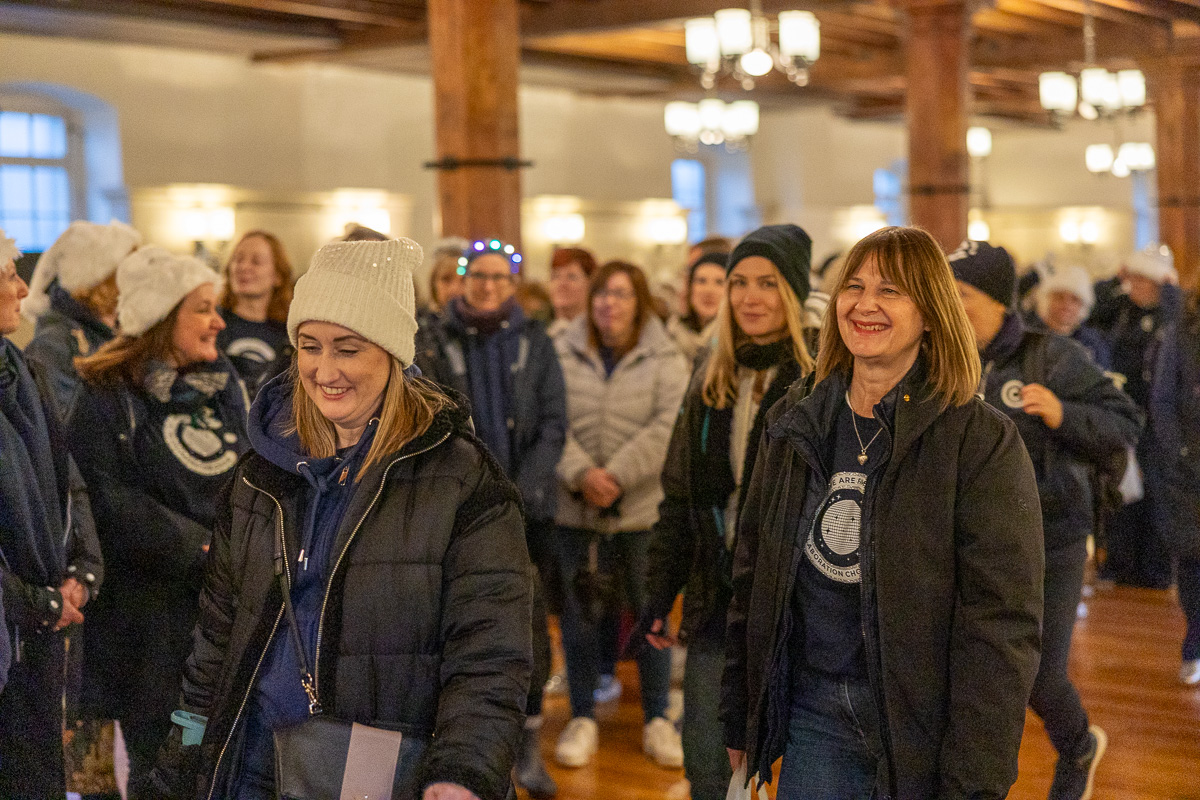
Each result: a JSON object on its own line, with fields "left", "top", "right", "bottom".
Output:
{"left": 594, "top": 288, "right": 635, "bottom": 302}
{"left": 466, "top": 272, "right": 514, "bottom": 284}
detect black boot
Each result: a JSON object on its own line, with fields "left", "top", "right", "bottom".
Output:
{"left": 515, "top": 718, "right": 557, "bottom": 799}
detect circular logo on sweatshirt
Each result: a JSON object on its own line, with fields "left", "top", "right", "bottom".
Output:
{"left": 805, "top": 472, "right": 863, "bottom": 584}
{"left": 226, "top": 337, "right": 277, "bottom": 365}
{"left": 1000, "top": 379, "right": 1025, "bottom": 409}
{"left": 162, "top": 408, "right": 240, "bottom": 476}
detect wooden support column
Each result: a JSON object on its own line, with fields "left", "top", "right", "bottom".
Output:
{"left": 1152, "top": 61, "right": 1200, "bottom": 290}
{"left": 427, "top": 0, "right": 524, "bottom": 246}
{"left": 904, "top": 0, "right": 970, "bottom": 252}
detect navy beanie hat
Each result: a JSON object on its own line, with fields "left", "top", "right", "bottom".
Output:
{"left": 947, "top": 240, "right": 1016, "bottom": 308}
{"left": 727, "top": 224, "right": 812, "bottom": 305}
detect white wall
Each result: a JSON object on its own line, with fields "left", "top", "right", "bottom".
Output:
{"left": 0, "top": 29, "right": 1159, "bottom": 279}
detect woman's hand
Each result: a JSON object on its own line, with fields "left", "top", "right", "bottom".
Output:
{"left": 1021, "top": 383, "right": 1064, "bottom": 429}
{"left": 645, "top": 617, "right": 676, "bottom": 650}
{"left": 727, "top": 747, "right": 746, "bottom": 771}
{"left": 581, "top": 467, "right": 622, "bottom": 509}
{"left": 423, "top": 783, "right": 480, "bottom": 800}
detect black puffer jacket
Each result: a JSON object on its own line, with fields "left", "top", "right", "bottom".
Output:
{"left": 165, "top": 390, "right": 532, "bottom": 800}
{"left": 645, "top": 355, "right": 804, "bottom": 642}
{"left": 721, "top": 357, "right": 1044, "bottom": 800}
{"left": 980, "top": 313, "right": 1141, "bottom": 550}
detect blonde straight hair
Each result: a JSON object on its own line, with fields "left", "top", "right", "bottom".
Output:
{"left": 289, "top": 357, "right": 451, "bottom": 481}
{"left": 702, "top": 264, "right": 815, "bottom": 409}
{"left": 815, "top": 226, "right": 980, "bottom": 410}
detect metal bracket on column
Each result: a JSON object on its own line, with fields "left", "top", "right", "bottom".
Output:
{"left": 909, "top": 184, "right": 971, "bottom": 196}
{"left": 423, "top": 156, "right": 534, "bottom": 171}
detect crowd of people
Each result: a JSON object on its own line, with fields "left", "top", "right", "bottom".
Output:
{"left": 0, "top": 216, "right": 1195, "bottom": 800}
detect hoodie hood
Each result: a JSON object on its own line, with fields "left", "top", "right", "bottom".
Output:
{"left": 248, "top": 362, "right": 446, "bottom": 477}
{"left": 248, "top": 372, "right": 309, "bottom": 476}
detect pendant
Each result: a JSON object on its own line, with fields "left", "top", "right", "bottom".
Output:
{"left": 857, "top": 453, "right": 868, "bottom": 466}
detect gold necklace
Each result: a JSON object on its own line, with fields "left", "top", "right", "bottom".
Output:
{"left": 846, "top": 391, "right": 883, "bottom": 466}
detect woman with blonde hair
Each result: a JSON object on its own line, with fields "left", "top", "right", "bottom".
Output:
{"left": 642, "top": 224, "right": 815, "bottom": 800}
{"left": 722, "top": 226, "right": 1044, "bottom": 799}
{"left": 143, "top": 238, "right": 531, "bottom": 800}
{"left": 217, "top": 230, "right": 296, "bottom": 395}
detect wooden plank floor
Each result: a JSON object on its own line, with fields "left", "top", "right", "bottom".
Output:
{"left": 530, "top": 584, "right": 1200, "bottom": 800}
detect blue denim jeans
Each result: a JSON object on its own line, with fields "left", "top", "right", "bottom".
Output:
{"left": 682, "top": 633, "right": 733, "bottom": 800}
{"left": 776, "top": 670, "right": 883, "bottom": 800}
{"left": 554, "top": 526, "right": 670, "bottom": 721}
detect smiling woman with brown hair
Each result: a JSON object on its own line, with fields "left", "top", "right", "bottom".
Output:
{"left": 722, "top": 226, "right": 1044, "bottom": 800}
{"left": 69, "top": 246, "right": 249, "bottom": 795}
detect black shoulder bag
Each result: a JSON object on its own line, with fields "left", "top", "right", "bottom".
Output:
{"left": 271, "top": 520, "right": 428, "bottom": 800}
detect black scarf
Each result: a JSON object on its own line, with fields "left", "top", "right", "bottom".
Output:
{"left": 735, "top": 338, "right": 792, "bottom": 371}
{"left": 0, "top": 339, "right": 66, "bottom": 587}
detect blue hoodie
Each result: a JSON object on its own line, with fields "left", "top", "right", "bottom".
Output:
{"left": 236, "top": 373, "right": 380, "bottom": 786}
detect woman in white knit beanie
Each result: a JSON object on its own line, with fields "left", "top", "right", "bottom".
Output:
{"left": 140, "top": 239, "right": 531, "bottom": 800}
{"left": 68, "top": 245, "right": 250, "bottom": 793}
{"left": 23, "top": 220, "right": 142, "bottom": 420}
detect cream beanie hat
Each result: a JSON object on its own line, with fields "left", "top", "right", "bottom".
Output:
{"left": 1040, "top": 265, "right": 1096, "bottom": 313}
{"left": 287, "top": 238, "right": 421, "bottom": 366}
{"left": 117, "top": 246, "right": 221, "bottom": 336}
{"left": 1125, "top": 244, "right": 1177, "bottom": 285}
{"left": 25, "top": 221, "right": 143, "bottom": 319}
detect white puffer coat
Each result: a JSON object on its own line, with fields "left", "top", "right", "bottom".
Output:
{"left": 555, "top": 315, "right": 689, "bottom": 533}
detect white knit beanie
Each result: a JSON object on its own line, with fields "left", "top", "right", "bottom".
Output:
{"left": 1040, "top": 265, "right": 1095, "bottom": 313}
{"left": 288, "top": 238, "right": 421, "bottom": 366}
{"left": 1125, "top": 244, "right": 1177, "bottom": 285}
{"left": 0, "top": 229, "right": 20, "bottom": 267}
{"left": 117, "top": 246, "right": 221, "bottom": 336}
{"left": 24, "top": 220, "right": 143, "bottom": 319}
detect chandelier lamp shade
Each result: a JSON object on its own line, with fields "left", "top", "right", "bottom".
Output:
{"left": 664, "top": 99, "right": 760, "bottom": 151}
{"left": 684, "top": 5, "right": 820, "bottom": 90}
{"left": 1085, "top": 141, "right": 1154, "bottom": 176}
{"left": 1037, "top": 3, "right": 1144, "bottom": 120}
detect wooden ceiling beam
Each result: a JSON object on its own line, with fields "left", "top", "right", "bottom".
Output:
{"left": 190, "top": 0, "right": 421, "bottom": 27}
{"left": 520, "top": 0, "right": 834, "bottom": 36}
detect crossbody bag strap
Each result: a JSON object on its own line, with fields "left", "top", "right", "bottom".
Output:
{"left": 273, "top": 516, "right": 323, "bottom": 716}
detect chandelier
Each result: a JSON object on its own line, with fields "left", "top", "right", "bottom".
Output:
{"left": 684, "top": 2, "right": 820, "bottom": 90}
{"left": 1038, "top": 0, "right": 1144, "bottom": 120}
{"left": 664, "top": 99, "right": 760, "bottom": 151}
{"left": 1085, "top": 141, "right": 1155, "bottom": 177}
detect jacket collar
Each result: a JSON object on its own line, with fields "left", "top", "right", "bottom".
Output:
{"left": 771, "top": 351, "right": 943, "bottom": 468}
{"left": 243, "top": 380, "right": 474, "bottom": 498}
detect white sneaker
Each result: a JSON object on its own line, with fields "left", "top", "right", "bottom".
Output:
{"left": 1181, "top": 659, "right": 1200, "bottom": 686}
{"left": 643, "top": 716, "right": 684, "bottom": 768}
{"left": 554, "top": 716, "right": 598, "bottom": 767}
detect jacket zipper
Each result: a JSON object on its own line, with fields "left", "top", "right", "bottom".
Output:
{"left": 205, "top": 477, "right": 288, "bottom": 800}
{"left": 208, "top": 431, "right": 450, "bottom": 795}
{"left": 313, "top": 431, "right": 451, "bottom": 700}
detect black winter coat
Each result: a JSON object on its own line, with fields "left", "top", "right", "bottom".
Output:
{"left": 645, "top": 356, "right": 803, "bottom": 642}
{"left": 415, "top": 305, "right": 567, "bottom": 521}
{"left": 69, "top": 366, "right": 249, "bottom": 721}
{"left": 721, "top": 358, "right": 1044, "bottom": 800}
{"left": 164, "top": 400, "right": 532, "bottom": 800}
{"left": 1150, "top": 304, "right": 1200, "bottom": 558}
{"left": 980, "top": 315, "right": 1142, "bottom": 550}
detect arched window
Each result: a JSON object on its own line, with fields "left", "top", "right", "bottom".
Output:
{"left": 0, "top": 96, "right": 82, "bottom": 251}
{"left": 0, "top": 84, "right": 130, "bottom": 256}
